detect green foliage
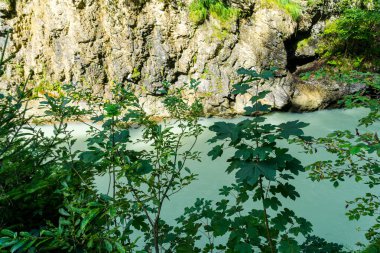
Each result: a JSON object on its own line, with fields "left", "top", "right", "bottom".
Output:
{"left": 189, "top": 0, "right": 240, "bottom": 25}
{"left": 260, "top": 0, "right": 303, "bottom": 21}
{"left": 318, "top": 6, "right": 380, "bottom": 70}
{"left": 299, "top": 68, "right": 380, "bottom": 87}
{"left": 0, "top": 80, "right": 204, "bottom": 252}
{"left": 166, "top": 68, "right": 343, "bottom": 252}
{"left": 0, "top": 190, "right": 131, "bottom": 252}
{"left": 297, "top": 68, "right": 380, "bottom": 246}
{"left": 0, "top": 80, "right": 86, "bottom": 231}
{"left": 1, "top": 66, "right": 379, "bottom": 252}
{"left": 338, "top": 0, "right": 380, "bottom": 11}
{"left": 79, "top": 83, "right": 204, "bottom": 252}
{"left": 131, "top": 67, "right": 141, "bottom": 81}
{"left": 301, "top": 235, "right": 349, "bottom": 253}
{"left": 362, "top": 238, "right": 380, "bottom": 253}
{"left": 189, "top": 0, "right": 208, "bottom": 24}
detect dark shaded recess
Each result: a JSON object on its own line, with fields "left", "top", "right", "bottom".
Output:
{"left": 365, "top": 85, "right": 380, "bottom": 100}
{"left": 274, "top": 102, "right": 293, "bottom": 112}
{"left": 284, "top": 11, "right": 326, "bottom": 72}
{"left": 1, "top": 0, "right": 17, "bottom": 18}
{"left": 284, "top": 31, "right": 318, "bottom": 73}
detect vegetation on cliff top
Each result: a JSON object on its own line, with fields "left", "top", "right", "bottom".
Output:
{"left": 319, "top": 8, "right": 380, "bottom": 71}
{"left": 189, "top": 0, "right": 240, "bottom": 25}
{"left": 260, "top": 0, "right": 303, "bottom": 20}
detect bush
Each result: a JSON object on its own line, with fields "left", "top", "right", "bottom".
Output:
{"left": 0, "top": 88, "right": 63, "bottom": 230}
{"left": 317, "top": 4, "right": 380, "bottom": 72}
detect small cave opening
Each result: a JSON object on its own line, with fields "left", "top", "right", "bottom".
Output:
{"left": 284, "top": 32, "right": 318, "bottom": 73}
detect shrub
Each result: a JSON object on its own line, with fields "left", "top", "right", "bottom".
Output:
{"left": 0, "top": 80, "right": 205, "bottom": 252}
{"left": 338, "top": 0, "right": 380, "bottom": 10}
{"left": 0, "top": 82, "right": 86, "bottom": 231}
{"left": 317, "top": 4, "right": 380, "bottom": 72}
{"left": 321, "top": 8, "right": 380, "bottom": 57}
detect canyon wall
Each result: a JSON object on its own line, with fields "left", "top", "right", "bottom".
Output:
{"left": 0, "top": 0, "right": 359, "bottom": 115}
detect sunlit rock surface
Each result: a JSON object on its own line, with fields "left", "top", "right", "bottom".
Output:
{"left": 0, "top": 0, "right": 359, "bottom": 115}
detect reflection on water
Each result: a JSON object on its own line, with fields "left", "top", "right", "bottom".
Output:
{"left": 42, "top": 108, "right": 379, "bottom": 250}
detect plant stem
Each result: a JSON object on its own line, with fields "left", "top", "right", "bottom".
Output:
{"left": 259, "top": 176, "right": 275, "bottom": 253}
{"left": 111, "top": 115, "right": 116, "bottom": 199}
{"left": 153, "top": 221, "right": 160, "bottom": 253}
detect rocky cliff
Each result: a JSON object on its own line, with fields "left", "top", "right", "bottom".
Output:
{"left": 0, "top": 0, "right": 361, "bottom": 116}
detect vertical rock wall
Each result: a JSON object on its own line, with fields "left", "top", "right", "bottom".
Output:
{"left": 0, "top": 0, "right": 344, "bottom": 115}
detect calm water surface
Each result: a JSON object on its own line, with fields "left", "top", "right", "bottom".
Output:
{"left": 42, "top": 108, "right": 379, "bottom": 250}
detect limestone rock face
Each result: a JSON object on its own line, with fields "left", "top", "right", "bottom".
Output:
{"left": 0, "top": 0, "right": 351, "bottom": 115}
{"left": 291, "top": 76, "right": 365, "bottom": 111}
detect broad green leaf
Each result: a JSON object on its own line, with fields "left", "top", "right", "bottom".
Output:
{"left": 234, "top": 242, "right": 251, "bottom": 253}
{"left": 231, "top": 83, "right": 251, "bottom": 95}
{"left": 209, "top": 122, "right": 240, "bottom": 144}
{"left": 1, "top": 229, "right": 15, "bottom": 237}
{"left": 235, "top": 148, "right": 251, "bottom": 161}
{"left": 237, "top": 68, "right": 259, "bottom": 77}
{"left": 208, "top": 144, "right": 224, "bottom": 160}
{"left": 278, "top": 121, "right": 309, "bottom": 139}
{"left": 291, "top": 217, "right": 313, "bottom": 236}
{"left": 104, "top": 103, "right": 120, "bottom": 117}
{"left": 0, "top": 240, "right": 17, "bottom": 248}
{"left": 80, "top": 209, "right": 100, "bottom": 232}
{"left": 211, "top": 216, "right": 230, "bottom": 236}
{"left": 279, "top": 237, "right": 300, "bottom": 253}
{"left": 349, "top": 146, "right": 362, "bottom": 155}
{"left": 244, "top": 103, "right": 271, "bottom": 115}
{"left": 235, "top": 160, "right": 277, "bottom": 185}
{"left": 104, "top": 239, "right": 113, "bottom": 252}
{"left": 79, "top": 150, "right": 103, "bottom": 163}
{"left": 260, "top": 69, "right": 275, "bottom": 80}
{"left": 114, "top": 129, "right": 130, "bottom": 143}
{"left": 263, "top": 197, "right": 282, "bottom": 210}
{"left": 235, "top": 161, "right": 261, "bottom": 185}
{"left": 10, "top": 240, "right": 27, "bottom": 253}
{"left": 115, "top": 242, "right": 126, "bottom": 253}
{"left": 136, "top": 160, "right": 153, "bottom": 175}
{"left": 251, "top": 146, "right": 273, "bottom": 161}
{"left": 59, "top": 208, "right": 70, "bottom": 217}
{"left": 250, "top": 90, "right": 271, "bottom": 103}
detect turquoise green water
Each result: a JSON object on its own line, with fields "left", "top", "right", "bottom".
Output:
{"left": 45, "top": 108, "right": 378, "bottom": 250}
{"left": 157, "top": 109, "right": 377, "bottom": 250}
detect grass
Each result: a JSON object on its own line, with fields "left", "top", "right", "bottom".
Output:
{"left": 209, "top": 1, "right": 240, "bottom": 22}
{"left": 260, "top": 0, "right": 303, "bottom": 21}
{"left": 189, "top": 0, "right": 208, "bottom": 24}
{"left": 189, "top": 0, "right": 240, "bottom": 25}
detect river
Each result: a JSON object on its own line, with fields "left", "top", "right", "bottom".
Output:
{"left": 41, "top": 108, "right": 378, "bottom": 251}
